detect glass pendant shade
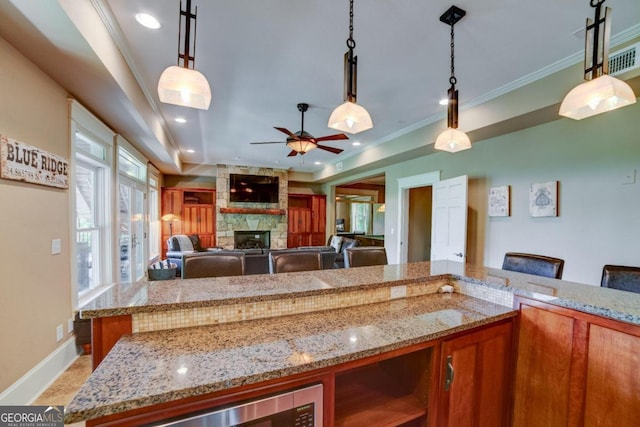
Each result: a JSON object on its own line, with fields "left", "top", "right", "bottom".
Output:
{"left": 158, "top": 65, "right": 212, "bottom": 110}
{"left": 328, "top": 101, "right": 373, "bottom": 134}
{"left": 434, "top": 128, "right": 471, "bottom": 153}
{"left": 559, "top": 74, "right": 636, "bottom": 120}
{"left": 286, "top": 139, "right": 317, "bottom": 154}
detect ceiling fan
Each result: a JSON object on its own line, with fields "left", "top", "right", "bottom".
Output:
{"left": 251, "top": 103, "right": 349, "bottom": 157}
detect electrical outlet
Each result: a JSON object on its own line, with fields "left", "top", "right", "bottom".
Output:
{"left": 622, "top": 170, "right": 636, "bottom": 184}
{"left": 68, "top": 318, "right": 74, "bottom": 333}
{"left": 390, "top": 285, "right": 407, "bottom": 299}
{"left": 56, "top": 325, "right": 63, "bottom": 342}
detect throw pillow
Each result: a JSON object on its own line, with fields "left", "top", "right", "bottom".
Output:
{"left": 329, "top": 235, "right": 343, "bottom": 253}
{"left": 189, "top": 234, "right": 204, "bottom": 251}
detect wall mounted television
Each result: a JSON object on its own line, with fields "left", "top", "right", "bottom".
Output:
{"left": 229, "top": 174, "right": 279, "bottom": 203}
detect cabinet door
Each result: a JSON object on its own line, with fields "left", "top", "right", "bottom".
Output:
{"left": 311, "top": 195, "right": 326, "bottom": 234}
{"left": 161, "top": 189, "right": 183, "bottom": 235}
{"left": 512, "top": 303, "right": 577, "bottom": 427}
{"left": 437, "top": 321, "right": 512, "bottom": 427}
{"left": 584, "top": 324, "right": 640, "bottom": 426}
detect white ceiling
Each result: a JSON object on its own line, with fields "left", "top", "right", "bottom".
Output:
{"left": 1, "top": 0, "right": 639, "bottom": 174}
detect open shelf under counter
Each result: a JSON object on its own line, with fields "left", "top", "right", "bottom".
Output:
{"left": 334, "top": 348, "right": 432, "bottom": 427}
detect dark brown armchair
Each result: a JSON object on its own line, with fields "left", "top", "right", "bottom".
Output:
{"left": 269, "top": 250, "right": 322, "bottom": 274}
{"left": 502, "top": 252, "right": 564, "bottom": 279}
{"left": 182, "top": 252, "right": 245, "bottom": 279}
{"left": 344, "top": 247, "right": 388, "bottom": 268}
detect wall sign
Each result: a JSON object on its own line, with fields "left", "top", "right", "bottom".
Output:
{"left": 0, "top": 135, "right": 69, "bottom": 189}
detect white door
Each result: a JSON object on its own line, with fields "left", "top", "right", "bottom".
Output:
{"left": 119, "top": 177, "right": 146, "bottom": 282}
{"left": 430, "top": 175, "right": 468, "bottom": 262}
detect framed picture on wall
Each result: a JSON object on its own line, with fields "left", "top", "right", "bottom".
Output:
{"left": 529, "top": 181, "right": 558, "bottom": 217}
{"left": 488, "top": 185, "right": 510, "bottom": 217}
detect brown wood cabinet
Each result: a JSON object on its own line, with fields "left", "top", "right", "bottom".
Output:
{"left": 287, "top": 194, "right": 326, "bottom": 248}
{"left": 435, "top": 320, "right": 513, "bottom": 427}
{"left": 161, "top": 188, "right": 216, "bottom": 253}
{"left": 513, "top": 297, "right": 640, "bottom": 427}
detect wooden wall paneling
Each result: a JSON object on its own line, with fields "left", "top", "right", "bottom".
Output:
{"left": 91, "top": 315, "right": 132, "bottom": 370}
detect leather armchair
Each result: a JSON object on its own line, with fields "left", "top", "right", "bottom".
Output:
{"left": 166, "top": 234, "right": 218, "bottom": 276}
{"left": 502, "top": 252, "right": 564, "bottom": 279}
{"left": 344, "top": 247, "right": 388, "bottom": 268}
{"left": 269, "top": 250, "right": 322, "bottom": 274}
{"left": 182, "top": 252, "right": 245, "bottom": 279}
{"left": 327, "top": 235, "right": 360, "bottom": 268}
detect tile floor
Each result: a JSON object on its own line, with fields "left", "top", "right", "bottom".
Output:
{"left": 33, "top": 354, "right": 91, "bottom": 427}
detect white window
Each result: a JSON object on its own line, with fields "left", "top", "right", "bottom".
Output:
{"left": 72, "top": 116, "right": 114, "bottom": 307}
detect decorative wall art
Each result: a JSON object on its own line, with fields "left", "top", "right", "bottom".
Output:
{"left": 0, "top": 135, "right": 69, "bottom": 189}
{"left": 529, "top": 181, "right": 558, "bottom": 217}
{"left": 488, "top": 185, "right": 510, "bottom": 217}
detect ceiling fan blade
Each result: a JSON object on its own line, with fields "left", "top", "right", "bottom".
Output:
{"left": 274, "top": 127, "right": 300, "bottom": 140}
{"left": 313, "top": 133, "right": 349, "bottom": 142}
{"left": 250, "top": 141, "right": 285, "bottom": 144}
{"left": 316, "top": 144, "right": 344, "bottom": 154}
{"left": 287, "top": 150, "right": 299, "bottom": 157}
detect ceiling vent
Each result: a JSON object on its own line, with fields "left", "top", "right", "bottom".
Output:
{"left": 609, "top": 42, "right": 640, "bottom": 76}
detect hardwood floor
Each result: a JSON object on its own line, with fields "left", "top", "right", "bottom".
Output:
{"left": 33, "top": 354, "right": 91, "bottom": 427}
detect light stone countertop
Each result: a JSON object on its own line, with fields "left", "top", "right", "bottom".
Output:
{"left": 65, "top": 261, "right": 640, "bottom": 424}
{"left": 65, "top": 292, "right": 516, "bottom": 424}
{"left": 79, "top": 260, "right": 640, "bottom": 326}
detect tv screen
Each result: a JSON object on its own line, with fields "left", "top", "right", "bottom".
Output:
{"left": 229, "top": 174, "right": 279, "bottom": 203}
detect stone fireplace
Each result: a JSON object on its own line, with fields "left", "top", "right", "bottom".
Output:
{"left": 216, "top": 165, "right": 288, "bottom": 250}
{"left": 234, "top": 230, "right": 271, "bottom": 249}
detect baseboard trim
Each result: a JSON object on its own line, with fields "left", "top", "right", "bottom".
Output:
{"left": 0, "top": 338, "right": 82, "bottom": 404}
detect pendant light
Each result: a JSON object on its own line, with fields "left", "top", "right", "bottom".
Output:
{"left": 559, "top": 0, "right": 635, "bottom": 120}
{"left": 434, "top": 6, "right": 471, "bottom": 153}
{"left": 157, "top": 0, "right": 212, "bottom": 110}
{"left": 328, "top": 0, "right": 373, "bottom": 134}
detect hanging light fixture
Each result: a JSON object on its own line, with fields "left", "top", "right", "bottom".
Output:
{"left": 559, "top": 0, "right": 635, "bottom": 120}
{"left": 434, "top": 6, "right": 471, "bottom": 153}
{"left": 157, "top": 0, "right": 212, "bottom": 110}
{"left": 328, "top": 0, "right": 373, "bottom": 134}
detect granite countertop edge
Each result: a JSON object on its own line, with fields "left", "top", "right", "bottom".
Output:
{"left": 64, "top": 308, "right": 516, "bottom": 424}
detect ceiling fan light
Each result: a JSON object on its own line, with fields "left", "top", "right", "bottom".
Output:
{"left": 158, "top": 65, "right": 212, "bottom": 110}
{"left": 559, "top": 74, "right": 636, "bottom": 120}
{"left": 328, "top": 101, "right": 373, "bottom": 134}
{"left": 434, "top": 128, "right": 471, "bottom": 153}
{"left": 286, "top": 139, "right": 316, "bottom": 154}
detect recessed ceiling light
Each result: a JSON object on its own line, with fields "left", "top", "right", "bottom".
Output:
{"left": 175, "top": 117, "right": 187, "bottom": 123}
{"left": 352, "top": 142, "right": 361, "bottom": 146}
{"left": 186, "top": 149, "right": 195, "bottom": 153}
{"left": 314, "top": 161, "right": 321, "bottom": 165}
{"left": 439, "top": 98, "right": 449, "bottom": 106}
{"left": 135, "top": 13, "right": 160, "bottom": 29}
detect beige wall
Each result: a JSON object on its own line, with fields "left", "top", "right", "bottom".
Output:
{"left": 0, "top": 38, "right": 73, "bottom": 391}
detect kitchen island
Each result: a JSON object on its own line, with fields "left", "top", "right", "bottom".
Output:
{"left": 65, "top": 261, "right": 640, "bottom": 426}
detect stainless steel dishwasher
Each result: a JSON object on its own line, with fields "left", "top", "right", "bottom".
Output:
{"left": 154, "top": 383, "right": 323, "bottom": 427}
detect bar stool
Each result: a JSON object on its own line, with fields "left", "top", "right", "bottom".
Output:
{"left": 501, "top": 252, "right": 564, "bottom": 279}
{"left": 344, "top": 247, "right": 388, "bottom": 268}
{"left": 601, "top": 265, "right": 640, "bottom": 294}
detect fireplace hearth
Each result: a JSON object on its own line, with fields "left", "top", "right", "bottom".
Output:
{"left": 234, "top": 230, "right": 271, "bottom": 250}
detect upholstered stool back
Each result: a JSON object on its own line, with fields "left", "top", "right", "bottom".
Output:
{"left": 601, "top": 265, "right": 640, "bottom": 293}
{"left": 502, "top": 252, "right": 564, "bottom": 279}
{"left": 344, "top": 247, "right": 388, "bottom": 268}
{"left": 182, "top": 252, "right": 245, "bottom": 279}
{"left": 269, "top": 251, "right": 322, "bottom": 274}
